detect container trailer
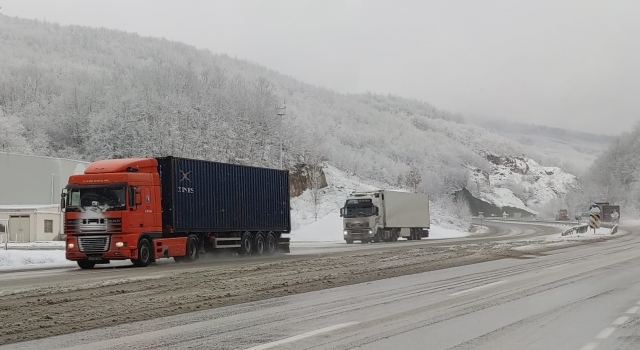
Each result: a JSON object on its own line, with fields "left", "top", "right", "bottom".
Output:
{"left": 63, "top": 157, "right": 290, "bottom": 269}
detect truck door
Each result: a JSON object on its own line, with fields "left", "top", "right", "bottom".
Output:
{"left": 142, "top": 187, "right": 155, "bottom": 229}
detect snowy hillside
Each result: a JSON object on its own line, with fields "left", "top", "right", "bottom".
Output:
{"left": 290, "top": 165, "right": 473, "bottom": 242}
{"left": 474, "top": 120, "right": 614, "bottom": 174}
{"left": 0, "top": 15, "right": 580, "bottom": 225}
{"left": 466, "top": 155, "right": 576, "bottom": 215}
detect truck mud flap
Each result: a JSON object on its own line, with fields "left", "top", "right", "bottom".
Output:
{"left": 278, "top": 236, "right": 291, "bottom": 253}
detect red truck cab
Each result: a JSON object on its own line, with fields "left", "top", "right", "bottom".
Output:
{"left": 63, "top": 158, "right": 186, "bottom": 269}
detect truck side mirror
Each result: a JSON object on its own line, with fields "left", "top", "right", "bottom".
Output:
{"left": 60, "top": 191, "right": 66, "bottom": 212}
{"left": 339, "top": 208, "right": 344, "bottom": 217}
{"left": 374, "top": 207, "right": 379, "bottom": 215}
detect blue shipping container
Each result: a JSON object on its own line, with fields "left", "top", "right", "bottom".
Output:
{"left": 157, "top": 157, "right": 290, "bottom": 233}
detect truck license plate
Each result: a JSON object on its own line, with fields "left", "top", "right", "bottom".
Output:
{"left": 87, "top": 255, "right": 103, "bottom": 261}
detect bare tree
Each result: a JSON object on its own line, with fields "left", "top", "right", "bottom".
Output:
{"left": 306, "top": 149, "right": 324, "bottom": 222}
{"left": 405, "top": 166, "right": 422, "bottom": 192}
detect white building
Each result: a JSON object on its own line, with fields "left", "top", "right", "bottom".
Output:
{"left": 0, "top": 152, "right": 89, "bottom": 242}
{"left": 0, "top": 205, "right": 63, "bottom": 242}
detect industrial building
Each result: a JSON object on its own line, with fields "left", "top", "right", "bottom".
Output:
{"left": 0, "top": 152, "right": 89, "bottom": 242}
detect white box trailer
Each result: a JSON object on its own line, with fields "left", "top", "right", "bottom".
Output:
{"left": 340, "top": 190, "right": 430, "bottom": 243}
{"left": 383, "top": 191, "right": 430, "bottom": 228}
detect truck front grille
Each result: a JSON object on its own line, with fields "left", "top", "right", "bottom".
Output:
{"left": 346, "top": 222, "right": 369, "bottom": 229}
{"left": 66, "top": 218, "right": 122, "bottom": 234}
{"left": 78, "top": 235, "right": 110, "bottom": 253}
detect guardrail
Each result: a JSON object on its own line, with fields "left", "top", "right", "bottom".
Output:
{"left": 474, "top": 218, "right": 621, "bottom": 234}
{"left": 561, "top": 224, "right": 589, "bottom": 236}
{"left": 476, "top": 218, "right": 580, "bottom": 227}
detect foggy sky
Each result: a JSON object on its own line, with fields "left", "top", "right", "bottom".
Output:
{"left": 2, "top": 0, "right": 639, "bottom": 135}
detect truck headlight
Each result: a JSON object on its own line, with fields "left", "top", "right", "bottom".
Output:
{"left": 368, "top": 230, "right": 372, "bottom": 234}
{"left": 115, "top": 242, "right": 126, "bottom": 248}
{"left": 67, "top": 243, "right": 75, "bottom": 249}
{"left": 343, "top": 230, "right": 348, "bottom": 236}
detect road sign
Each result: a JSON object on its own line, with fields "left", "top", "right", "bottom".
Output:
{"left": 589, "top": 212, "right": 601, "bottom": 230}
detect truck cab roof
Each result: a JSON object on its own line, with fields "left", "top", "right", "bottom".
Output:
{"left": 85, "top": 158, "right": 158, "bottom": 174}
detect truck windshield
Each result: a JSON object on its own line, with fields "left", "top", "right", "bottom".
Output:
{"left": 343, "top": 206, "right": 376, "bottom": 218}
{"left": 343, "top": 199, "right": 376, "bottom": 218}
{"left": 66, "top": 187, "right": 126, "bottom": 212}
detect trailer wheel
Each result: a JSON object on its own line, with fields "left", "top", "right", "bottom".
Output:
{"left": 132, "top": 238, "right": 152, "bottom": 267}
{"left": 265, "top": 232, "right": 277, "bottom": 255}
{"left": 238, "top": 232, "right": 253, "bottom": 256}
{"left": 392, "top": 230, "right": 398, "bottom": 241}
{"left": 253, "top": 232, "right": 266, "bottom": 255}
{"left": 77, "top": 260, "right": 95, "bottom": 269}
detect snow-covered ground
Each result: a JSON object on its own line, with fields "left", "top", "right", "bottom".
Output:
{"left": 1, "top": 241, "right": 65, "bottom": 249}
{"left": 0, "top": 250, "right": 74, "bottom": 271}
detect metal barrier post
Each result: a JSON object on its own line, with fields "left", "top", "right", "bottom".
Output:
{"left": 0, "top": 219, "right": 8, "bottom": 250}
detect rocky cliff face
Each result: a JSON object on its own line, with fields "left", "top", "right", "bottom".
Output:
{"left": 462, "top": 154, "right": 577, "bottom": 215}
{"left": 289, "top": 164, "right": 328, "bottom": 197}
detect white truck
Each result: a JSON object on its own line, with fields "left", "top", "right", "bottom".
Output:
{"left": 339, "top": 190, "right": 430, "bottom": 244}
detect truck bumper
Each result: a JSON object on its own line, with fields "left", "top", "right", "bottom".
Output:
{"left": 66, "top": 248, "right": 136, "bottom": 261}
{"left": 343, "top": 230, "right": 374, "bottom": 241}
{"left": 65, "top": 234, "right": 139, "bottom": 261}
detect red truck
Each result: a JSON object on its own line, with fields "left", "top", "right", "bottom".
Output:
{"left": 62, "top": 157, "right": 291, "bottom": 269}
{"left": 555, "top": 209, "right": 569, "bottom": 221}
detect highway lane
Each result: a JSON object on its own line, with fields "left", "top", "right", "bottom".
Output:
{"left": 0, "top": 221, "right": 554, "bottom": 293}
{"left": 1, "top": 225, "right": 635, "bottom": 350}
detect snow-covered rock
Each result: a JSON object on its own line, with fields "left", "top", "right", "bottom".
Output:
{"left": 465, "top": 154, "right": 577, "bottom": 215}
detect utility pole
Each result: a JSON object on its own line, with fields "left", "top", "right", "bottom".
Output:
{"left": 276, "top": 105, "right": 287, "bottom": 170}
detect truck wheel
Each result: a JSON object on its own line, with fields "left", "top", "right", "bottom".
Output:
{"left": 132, "top": 238, "right": 152, "bottom": 267}
{"left": 253, "top": 233, "right": 265, "bottom": 255}
{"left": 238, "top": 232, "right": 253, "bottom": 256}
{"left": 77, "top": 260, "right": 95, "bottom": 269}
{"left": 392, "top": 231, "right": 398, "bottom": 241}
{"left": 184, "top": 235, "right": 199, "bottom": 262}
{"left": 345, "top": 239, "right": 354, "bottom": 244}
{"left": 375, "top": 228, "right": 383, "bottom": 243}
{"left": 265, "top": 232, "right": 277, "bottom": 255}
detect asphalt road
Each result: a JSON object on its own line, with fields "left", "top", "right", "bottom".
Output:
{"left": 0, "top": 221, "right": 546, "bottom": 293}
{"left": 1, "top": 223, "right": 636, "bottom": 350}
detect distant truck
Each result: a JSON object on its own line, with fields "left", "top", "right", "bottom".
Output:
{"left": 339, "top": 190, "right": 429, "bottom": 244}
{"left": 594, "top": 202, "right": 620, "bottom": 223}
{"left": 555, "top": 209, "right": 569, "bottom": 221}
{"left": 62, "top": 157, "right": 291, "bottom": 269}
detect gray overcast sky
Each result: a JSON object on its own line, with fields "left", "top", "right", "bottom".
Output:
{"left": 2, "top": 0, "right": 639, "bottom": 135}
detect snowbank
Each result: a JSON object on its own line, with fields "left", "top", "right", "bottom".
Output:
{"left": 3, "top": 241, "right": 65, "bottom": 250}
{"left": 0, "top": 250, "right": 74, "bottom": 271}
{"left": 289, "top": 211, "right": 469, "bottom": 242}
